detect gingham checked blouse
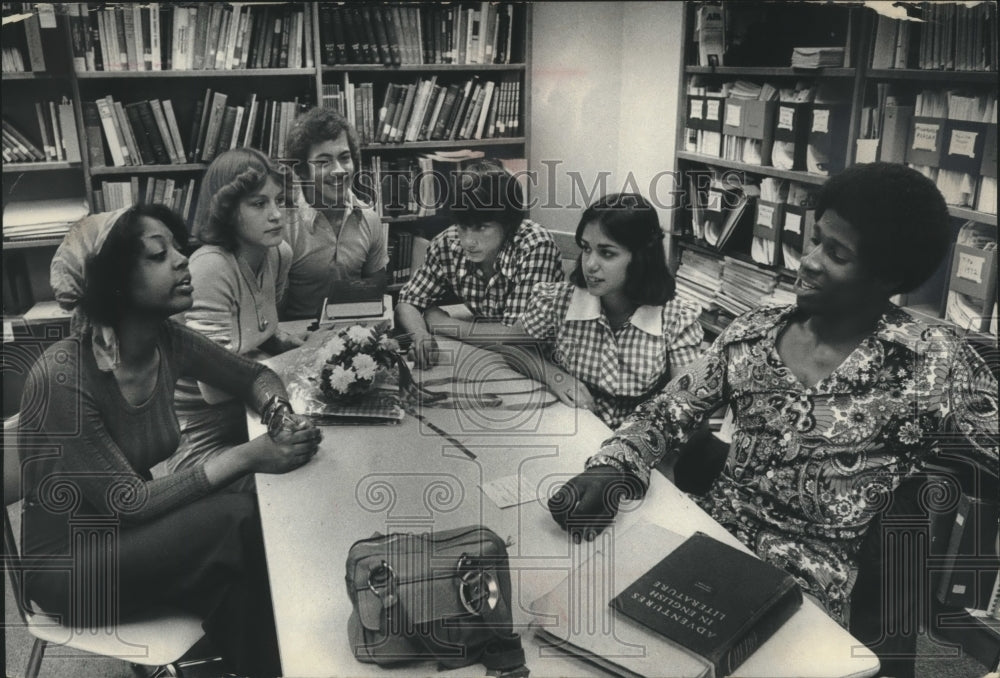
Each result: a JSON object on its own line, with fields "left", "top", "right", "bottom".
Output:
{"left": 520, "top": 282, "right": 704, "bottom": 428}
{"left": 397, "top": 219, "right": 564, "bottom": 325}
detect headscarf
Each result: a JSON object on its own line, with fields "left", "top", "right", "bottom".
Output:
{"left": 49, "top": 207, "right": 130, "bottom": 371}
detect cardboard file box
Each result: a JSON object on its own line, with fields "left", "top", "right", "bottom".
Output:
{"left": 753, "top": 200, "right": 785, "bottom": 266}
{"left": 722, "top": 98, "right": 744, "bottom": 136}
{"left": 702, "top": 96, "right": 725, "bottom": 133}
{"left": 782, "top": 205, "right": 815, "bottom": 257}
{"left": 687, "top": 96, "right": 706, "bottom": 130}
{"left": 742, "top": 100, "right": 777, "bottom": 141}
{"left": 807, "top": 104, "right": 850, "bottom": 174}
{"left": 940, "top": 120, "right": 989, "bottom": 174}
{"left": 949, "top": 244, "right": 998, "bottom": 333}
{"left": 773, "top": 102, "right": 810, "bottom": 170}
{"left": 979, "top": 124, "right": 997, "bottom": 179}
{"left": 905, "top": 116, "right": 946, "bottom": 167}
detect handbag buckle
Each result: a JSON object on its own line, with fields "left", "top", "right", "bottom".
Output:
{"left": 458, "top": 568, "right": 499, "bottom": 615}
{"left": 367, "top": 560, "right": 398, "bottom": 607}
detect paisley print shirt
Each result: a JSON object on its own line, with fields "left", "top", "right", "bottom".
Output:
{"left": 588, "top": 304, "right": 998, "bottom": 624}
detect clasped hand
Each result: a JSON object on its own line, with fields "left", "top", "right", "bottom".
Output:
{"left": 257, "top": 413, "right": 322, "bottom": 474}
{"left": 547, "top": 466, "right": 643, "bottom": 543}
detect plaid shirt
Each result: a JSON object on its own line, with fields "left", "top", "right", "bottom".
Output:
{"left": 398, "top": 219, "right": 564, "bottom": 325}
{"left": 521, "top": 282, "right": 703, "bottom": 428}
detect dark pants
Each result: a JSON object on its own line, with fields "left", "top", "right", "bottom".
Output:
{"left": 26, "top": 492, "right": 281, "bottom": 677}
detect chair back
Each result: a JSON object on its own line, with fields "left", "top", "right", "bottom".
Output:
{"left": 3, "top": 413, "right": 33, "bottom": 624}
{"left": 4, "top": 414, "right": 22, "bottom": 506}
{"left": 550, "top": 230, "right": 581, "bottom": 278}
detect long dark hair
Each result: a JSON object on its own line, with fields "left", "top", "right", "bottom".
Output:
{"left": 569, "top": 193, "right": 675, "bottom": 306}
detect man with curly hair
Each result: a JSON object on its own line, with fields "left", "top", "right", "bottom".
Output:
{"left": 281, "top": 107, "right": 389, "bottom": 319}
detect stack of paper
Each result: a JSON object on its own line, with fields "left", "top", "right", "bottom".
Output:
{"left": 751, "top": 178, "right": 788, "bottom": 266}
{"left": 715, "top": 257, "right": 779, "bottom": 319}
{"left": 791, "top": 47, "right": 845, "bottom": 68}
{"left": 675, "top": 249, "right": 723, "bottom": 312}
{"left": 2, "top": 198, "right": 89, "bottom": 241}
{"left": 762, "top": 280, "right": 798, "bottom": 308}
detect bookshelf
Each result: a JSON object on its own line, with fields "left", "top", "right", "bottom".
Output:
{"left": 2, "top": 2, "right": 533, "bottom": 315}
{"left": 672, "top": 2, "right": 998, "bottom": 340}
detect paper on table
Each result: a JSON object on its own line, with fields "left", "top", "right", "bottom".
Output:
{"left": 480, "top": 473, "right": 538, "bottom": 509}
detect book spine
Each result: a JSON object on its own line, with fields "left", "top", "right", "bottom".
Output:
{"left": 81, "top": 100, "right": 106, "bottom": 167}
{"left": 124, "top": 102, "right": 156, "bottom": 164}
{"left": 24, "top": 11, "right": 46, "bottom": 72}
{"left": 201, "top": 93, "right": 229, "bottom": 162}
{"left": 67, "top": 3, "right": 87, "bottom": 72}
{"left": 93, "top": 98, "right": 123, "bottom": 165}
{"left": 160, "top": 99, "right": 186, "bottom": 163}
{"left": 85, "top": 3, "right": 100, "bottom": 71}
{"left": 715, "top": 584, "right": 802, "bottom": 676}
{"left": 121, "top": 5, "right": 137, "bottom": 70}
{"left": 277, "top": 6, "right": 291, "bottom": 68}
{"left": 191, "top": 88, "right": 212, "bottom": 161}
{"left": 58, "top": 99, "right": 82, "bottom": 163}
{"left": 137, "top": 4, "right": 151, "bottom": 70}
{"left": 149, "top": 2, "right": 161, "bottom": 70}
{"left": 47, "top": 101, "right": 64, "bottom": 161}
{"left": 141, "top": 100, "right": 172, "bottom": 164}
{"left": 112, "top": 99, "right": 141, "bottom": 166}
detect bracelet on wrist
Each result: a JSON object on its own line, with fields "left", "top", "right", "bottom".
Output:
{"left": 260, "top": 395, "right": 292, "bottom": 428}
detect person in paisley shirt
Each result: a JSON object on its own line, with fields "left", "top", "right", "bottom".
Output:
{"left": 548, "top": 163, "right": 998, "bottom": 671}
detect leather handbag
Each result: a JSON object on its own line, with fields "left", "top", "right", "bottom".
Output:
{"left": 345, "top": 525, "right": 528, "bottom": 674}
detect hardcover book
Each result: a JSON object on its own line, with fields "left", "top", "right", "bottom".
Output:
{"left": 610, "top": 532, "right": 802, "bottom": 677}
{"left": 531, "top": 523, "right": 802, "bottom": 678}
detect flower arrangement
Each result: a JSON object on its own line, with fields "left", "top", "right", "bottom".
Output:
{"left": 318, "top": 323, "right": 401, "bottom": 403}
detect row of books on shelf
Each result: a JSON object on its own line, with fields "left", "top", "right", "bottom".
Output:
{"left": 363, "top": 149, "right": 487, "bottom": 221}
{"left": 3, "top": 99, "right": 81, "bottom": 163}
{"left": 386, "top": 230, "right": 420, "bottom": 286}
{"left": 1, "top": 2, "right": 50, "bottom": 72}
{"left": 66, "top": 2, "right": 314, "bottom": 72}
{"left": 87, "top": 90, "right": 309, "bottom": 168}
{"left": 322, "top": 74, "right": 521, "bottom": 145}
{"left": 857, "top": 88, "right": 997, "bottom": 213}
{"left": 688, "top": 171, "right": 820, "bottom": 272}
{"left": 318, "top": 2, "right": 517, "bottom": 66}
{"left": 685, "top": 79, "right": 851, "bottom": 175}
{"left": 870, "top": 2, "right": 998, "bottom": 71}
{"left": 92, "top": 175, "right": 198, "bottom": 225}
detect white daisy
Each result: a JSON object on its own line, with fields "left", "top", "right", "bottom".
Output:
{"left": 347, "top": 325, "right": 374, "bottom": 346}
{"left": 352, "top": 353, "right": 378, "bottom": 380}
{"left": 326, "top": 364, "right": 356, "bottom": 393}
{"left": 321, "top": 335, "right": 347, "bottom": 359}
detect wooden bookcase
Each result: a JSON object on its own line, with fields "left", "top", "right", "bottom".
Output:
{"left": 2, "top": 1, "right": 532, "bottom": 314}
{"left": 672, "top": 2, "right": 997, "bottom": 342}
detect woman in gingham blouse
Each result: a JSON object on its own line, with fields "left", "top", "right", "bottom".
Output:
{"left": 518, "top": 193, "right": 704, "bottom": 428}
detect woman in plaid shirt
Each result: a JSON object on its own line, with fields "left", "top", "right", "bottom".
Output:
{"left": 513, "top": 193, "right": 704, "bottom": 428}
{"left": 395, "top": 160, "right": 564, "bottom": 368}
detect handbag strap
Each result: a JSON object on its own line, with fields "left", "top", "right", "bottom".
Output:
{"left": 457, "top": 557, "right": 528, "bottom": 674}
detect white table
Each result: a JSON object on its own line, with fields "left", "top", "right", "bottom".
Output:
{"left": 250, "top": 337, "right": 881, "bottom": 678}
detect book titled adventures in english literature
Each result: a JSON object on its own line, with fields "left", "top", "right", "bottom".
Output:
{"left": 610, "top": 531, "right": 802, "bottom": 677}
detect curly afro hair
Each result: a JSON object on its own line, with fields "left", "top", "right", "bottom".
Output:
{"left": 815, "top": 162, "right": 951, "bottom": 294}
